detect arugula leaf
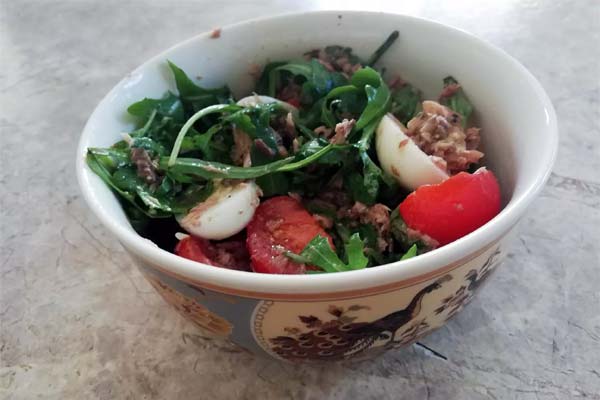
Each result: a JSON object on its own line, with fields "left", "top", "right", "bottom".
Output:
{"left": 155, "top": 175, "right": 178, "bottom": 197}
{"left": 360, "top": 152, "right": 382, "bottom": 204}
{"left": 86, "top": 152, "right": 134, "bottom": 204}
{"left": 354, "top": 224, "right": 380, "bottom": 255}
{"left": 343, "top": 233, "right": 370, "bottom": 270}
{"left": 290, "top": 233, "right": 368, "bottom": 273}
{"left": 134, "top": 187, "right": 172, "bottom": 212}
{"left": 273, "top": 62, "right": 312, "bottom": 80}
{"left": 179, "top": 124, "right": 222, "bottom": 158}
{"left": 87, "top": 147, "right": 130, "bottom": 170}
{"left": 344, "top": 171, "right": 370, "bottom": 204}
{"left": 168, "top": 104, "right": 240, "bottom": 167}
{"left": 112, "top": 167, "right": 174, "bottom": 213}
{"left": 127, "top": 92, "right": 185, "bottom": 123}
{"left": 129, "top": 109, "right": 158, "bottom": 138}
{"left": 86, "top": 151, "right": 170, "bottom": 218}
{"left": 351, "top": 118, "right": 389, "bottom": 205}
{"left": 266, "top": 62, "right": 311, "bottom": 97}
{"left": 356, "top": 115, "right": 377, "bottom": 151}
{"left": 88, "top": 146, "right": 213, "bottom": 218}
{"left": 352, "top": 68, "right": 391, "bottom": 130}
{"left": 169, "top": 181, "right": 214, "bottom": 214}
{"left": 307, "top": 59, "right": 345, "bottom": 97}
{"left": 320, "top": 67, "right": 390, "bottom": 130}
{"left": 350, "top": 67, "right": 382, "bottom": 88}
{"left": 111, "top": 140, "right": 130, "bottom": 150}
{"left": 440, "top": 76, "right": 473, "bottom": 128}
{"left": 333, "top": 221, "right": 383, "bottom": 266}
{"left": 400, "top": 244, "right": 418, "bottom": 260}
{"left": 127, "top": 95, "right": 199, "bottom": 150}
{"left": 249, "top": 105, "right": 285, "bottom": 163}
{"left": 390, "top": 84, "right": 421, "bottom": 124}
{"left": 267, "top": 60, "right": 348, "bottom": 105}
{"left": 321, "top": 85, "right": 361, "bottom": 127}
{"left": 256, "top": 173, "right": 289, "bottom": 197}
{"left": 295, "top": 138, "right": 350, "bottom": 165}
{"left": 167, "top": 61, "right": 231, "bottom": 110}
{"left": 331, "top": 90, "right": 367, "bottom": 121}
{"left": 340, "top": 154, "right": 381, "bottom": 206}
{"left": 223, "top": 103, "right": 289, "bottom": 149}
{"left": 111, "top": 166, "right": 143, "bottom": 192}
{"left": 264, "top": 59, "right": 348, "bottom": 111}
{"left": 134, "top": 115, "right": 184, "bottom": 149}
{"left": 223, "top": 109, "right": 256, "bottom": 135}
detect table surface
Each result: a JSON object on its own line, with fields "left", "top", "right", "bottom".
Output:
{"left": 1, "top": 1, "right": 599, "bottom": 399}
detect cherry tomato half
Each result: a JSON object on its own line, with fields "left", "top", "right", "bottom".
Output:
{"left": 175, "top": 236, "right": 215, "bottom": 265}
{"left": 175, "top": 235, "right": 251, "bottom": 271}
{"left": 398, "top": 168, "right": 501, "bottom": 246}
{"left": 246, "top": 196, "right": 333, "bottom": 274}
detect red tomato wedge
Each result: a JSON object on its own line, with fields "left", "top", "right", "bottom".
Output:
{"left": 175, "top": 236, "right": 214, "bottom": 265}
{"left": 246, "top": 196, "right": 334, "bottom": 274}
{"left": 175, "top": 235, "right": 251, "bottom": 271}
{"left": 398, "top": 168, "right": 501, "bottom": 246}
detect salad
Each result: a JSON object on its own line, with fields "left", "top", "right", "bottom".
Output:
{"left": 87, "top": 31, "right": 501, "bottom": 274}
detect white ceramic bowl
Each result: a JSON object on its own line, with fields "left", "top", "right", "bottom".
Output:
{"left": 76, "top": 10, "right": 557, "bottom": 362}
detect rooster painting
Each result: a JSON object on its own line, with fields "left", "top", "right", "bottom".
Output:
{"left": 269, "top": 275, "right": 452, "bottom": 361}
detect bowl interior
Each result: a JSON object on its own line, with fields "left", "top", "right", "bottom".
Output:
{"left": 77, "top": 11, "right": 556, "bottom": 294}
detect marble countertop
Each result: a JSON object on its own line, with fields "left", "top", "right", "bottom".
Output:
{"left": 1, "top": 1, "right": 599, "bottom": 399}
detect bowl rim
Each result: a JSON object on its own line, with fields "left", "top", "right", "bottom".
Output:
{"left": 76, "top": 10, "right": 558, "bottom": 296}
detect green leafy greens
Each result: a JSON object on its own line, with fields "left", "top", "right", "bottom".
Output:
{"left": 85, "top": 32, "right": 479, "bottom": 274}
{"left": 390, "top": 83, "right": 421, "bottom": 125}
{"left": 440, "top": 76, "right": 473, "bottom": 128}
{"left": 287, "top": 233, "right": 369, "bottom": 273}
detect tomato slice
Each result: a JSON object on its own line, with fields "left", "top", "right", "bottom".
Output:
{"left": 246, "top": 196, "right": 334, "bottom": 274}
{"left": 175, "top": 235, "right": 251, "bottom": 271}
{"left": 175, "top": 236, "right": 215, "bottom": 265}
{"left": 398, "top": 168, "right": 501, "bottom": 246}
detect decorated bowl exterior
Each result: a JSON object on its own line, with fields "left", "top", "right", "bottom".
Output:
{"left": 130, "top": 231, "right": 509, "bottom": 361}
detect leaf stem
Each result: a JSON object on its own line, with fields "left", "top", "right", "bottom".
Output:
{"left": 366, "top": 30, "right": 399, "bottom": 67}
{"left": 167, "top": 104, "right": 232, "bottom": 167}
{"left": 161, "top": 143, "right": 336, "bottom": 180}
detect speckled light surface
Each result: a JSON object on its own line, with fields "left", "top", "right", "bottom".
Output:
{"left": 1, "top": 1, "right": 599, "bottom": 399}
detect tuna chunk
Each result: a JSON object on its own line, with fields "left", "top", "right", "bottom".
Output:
{"left": 338, "top": 202, "right": 392, "bottom": 251}
{"left": 130, "top": 147, "right": 159, "bottom": 184}
{"left": 406, "top": 100, "right": 483, "bottom": 174}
